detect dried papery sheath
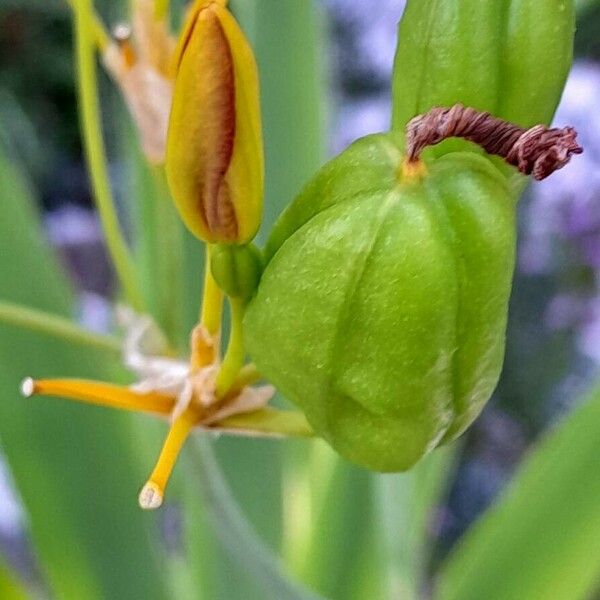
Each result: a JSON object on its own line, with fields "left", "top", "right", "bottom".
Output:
{"left": 131, "top": 0, "right": 175, "bottom": 78}
{"left": 103, "top": 46, "right": 173, "bottom": 163}
{"left": 102, "top": 0, "right": 175, "bottom": 163}
{"left": 166, "top": 0, "right": 264, "bottom": 244}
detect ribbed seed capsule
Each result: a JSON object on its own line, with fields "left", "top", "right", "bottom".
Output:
{"left": 391, "top": 0, "right": 575, "bottom": 149}
{"left": 245, "top": 107, "right": 581, "bottom": 473}
{"left": 246, "top": 137, "right": 517, "bottom": 472}
{"left": 166, "top": 0, "right": 264, "bottom": 244}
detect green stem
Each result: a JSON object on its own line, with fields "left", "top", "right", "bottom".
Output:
{"left": 65, "top": 0, "right": 109, "bottom": 50}
{"left": 187, "top": 437, "right": 323, "bottom": 600}
{"left": 73, "top": 0, "right": 145, "bottom": 312}
{"left": 233, "top": 362, "right": 261, "bottom": 389}
{"left": 215, "top": 297, "right": 245, "bottom": 397}
{"left": 0, "top": 301, "right": 121, "bottom": 356}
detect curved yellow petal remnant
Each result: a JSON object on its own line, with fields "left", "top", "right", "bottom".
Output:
{"left": 166, "top": 0, "right": 263, "bottom": 244}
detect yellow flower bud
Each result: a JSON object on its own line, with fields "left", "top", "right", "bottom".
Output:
{"left": 166, "top": 0, "right": 264, "bottom": 244}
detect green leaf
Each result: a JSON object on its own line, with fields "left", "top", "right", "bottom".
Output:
{"left": 375, "top": 445, "right": 457, "bottom": 600}
{"left": 300, "top": 458, "right": 374, "bottom": 598}
{"left": 0, "top": 146, "right": 168, "bottom": 599}
{"left": 576, "top": 0, "right": 600, "bottom": 13}
{"left": 187, "top": 437, "right": 324, "bottom": 600}
{"left": 238, "top": 0, "right": 328, "bottom": 237}
{"left": 126, "top": 134, "right": 187, "bottom": 351}
{"left": 436, "top": 389, "right": 600, "bottom": 600}
{"left": 0, "top": 560, "right": 28, "bottom": 600}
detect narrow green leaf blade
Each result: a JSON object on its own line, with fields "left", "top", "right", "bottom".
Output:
{"left": 376, "top": 446, "right": 457, "bottom": 600}
{"left": 0, "top": 560, "right": 28, "bottom": 600}
{"left": 436, "top": 390, "right": 600, "bottom": 600}
{"left": 187, "top": 437, "right": 324, "bottom": 600}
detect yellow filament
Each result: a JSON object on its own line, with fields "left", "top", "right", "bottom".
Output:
{"left": 139, "top": 410, "right": 197, "bottom": 509}
{"left": 23, "top": 378, "right": 173, "bottom": 416}
{"left": 112, "top": 23, "right": 137, "bottom": 68}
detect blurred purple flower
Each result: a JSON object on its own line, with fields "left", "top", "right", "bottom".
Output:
{"left": 327, "top": 0, "right": 405, "bottom": 151}
{"left": 334, "top": 94, "right": 392, "bottom": 151}
{"left": 578, "top": 296, "right": 600, "bottom": 362}
{"left": 326, "top": 0, "right": 405, "bottom": 81}
{"left": 521, "top": 61, "right": 600, "bottom": 274}
{"left": 0, "top": 459, "right": 24, "bottom": 539}
{"left": 521, "top": 61, "right": 600, "bottom": 362}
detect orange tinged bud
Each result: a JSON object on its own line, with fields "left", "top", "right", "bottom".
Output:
{"left": 166, "top": 0, "right": 264, "bottom": 244}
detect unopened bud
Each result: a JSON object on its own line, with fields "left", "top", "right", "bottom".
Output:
{"left": 166, "top": 0, "right": 264, "bottom": 244}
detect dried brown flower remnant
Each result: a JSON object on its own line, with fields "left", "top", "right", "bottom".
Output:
{"left": 406, "top": 104, "right": 583, "bottom": 180}
{"left": 102, "top": 0, "right": 175, "bottom": 163}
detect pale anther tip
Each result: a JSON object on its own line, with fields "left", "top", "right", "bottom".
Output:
{"left": 138, "top": 481, "right": 164, "bottom": 510}
{"left": 112, "top": 22, "right": 132, "bottom": 43}
{"left": 20, "top": 377, "right": 36, "bottom": 398}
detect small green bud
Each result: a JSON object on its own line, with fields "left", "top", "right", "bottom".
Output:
{"left": 211, "top": 244, "right": 263, "bottom": 301}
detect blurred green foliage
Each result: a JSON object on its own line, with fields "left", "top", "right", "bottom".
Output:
{"left": 0, "top": 559, "right": 28, "bottom": 600}
{"left": 438, "top": 387, "right": 600, "bottom": 600}
{"left": 0, "top": 1, "right": 599, "bottom": 599}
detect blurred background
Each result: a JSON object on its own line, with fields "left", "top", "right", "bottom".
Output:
{"left": 0, "top": 0, "right": 599, "bottom": 598}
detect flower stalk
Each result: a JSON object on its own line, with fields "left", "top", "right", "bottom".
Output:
{"left": 154, "top": 0, "right": 170, "bottom": 20}
{"left": 73, "top": 0, "right": 146, "bottom": 311}
{"left": 215, "top": 297, "right": 246, "bottom": 397}
{"left": 66, "top": 0, "right": 110, "bottom": 51}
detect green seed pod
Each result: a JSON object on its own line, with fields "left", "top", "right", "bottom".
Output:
{"left": 211, "top": 243, "right": 263, "bottom": 300}
{"left": 246, "top": 134, "right": 514, "bottom": 472}
{"left": 244, "top": 108, "right": 582, "bottom": 472}
{"left": 391, "top": 0, "right": 575, "bottom": 154}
